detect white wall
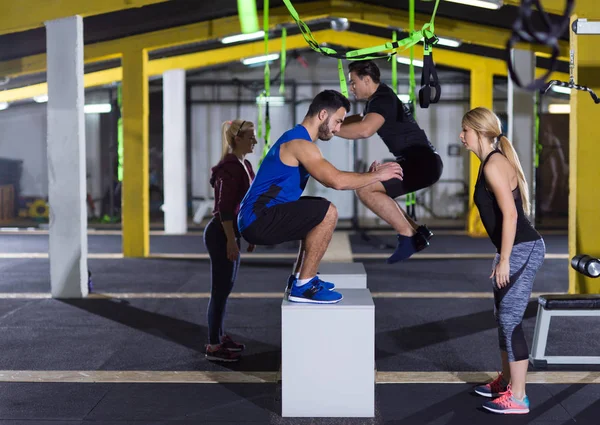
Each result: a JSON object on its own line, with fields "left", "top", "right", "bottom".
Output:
{"left": 0, "top": 103, "right": 48, "bottom": 197}
{"left": 0, "top": 99, "right": 104, "bottom": 217}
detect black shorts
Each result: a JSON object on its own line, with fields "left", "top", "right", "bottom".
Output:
{"left": 382, "top": 145, "right": 444, "bottom": 199}
{"left": 241, "top": 196, "right": 331, "bottom": 245}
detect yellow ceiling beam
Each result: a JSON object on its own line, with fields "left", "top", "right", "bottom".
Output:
{"left": 0, "top": 29, "right": 569, "bottom": 104}
{"left": 0, "top": 2, "right": 330, "bottom": 79}
{"left": 0, "top": 33, "right": 312, "bottom": 103}
{"left": 329, "top": 0, "right": 568, "bottom": 60}
{"left": 0, "top": 0, "right": 569, "bottom": 80}
{"left": 145, "top": 33, "right": 314, "bottom": 76}
{"left": 329, "top": 31, "right": 507, "bottom": 74}
{"left": 503, "top": 0, "right": 572, "bottom": 15}
{"left": 333, "top": 31, "right": 568, "bottom": 81}
{"left": 0, "top": 0, "right": 169, "bottom": 36}
{"left": 0, "top": 68, "right": 123, "bottom": 102}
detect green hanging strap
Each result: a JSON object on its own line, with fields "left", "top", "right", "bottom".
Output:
{"left": 279, "top": 27, "right": 287, "bottom": 95}
{"left": 237, "top": 0, "right": 260, "bottom": 33}
{"left": 391, "top": 31, "right": 398, "bottom": 95}
{"left": 338, "top": 59, "right": 348, "bottom": 98}
{"left": 260, "top": 0, "right": 271, "bottom": 164}
{"left": 117, "top": 84, "right": 123, "bottom": 183}
{"left": 281, "top": 0, "right": 440, "bottom": 62}
{"left": 261, "top": 99, "right": 271, "bottom": 163}
{"left": 408, "top": 0, "right": 417, "bottom": 115}
{"left": 534, "top": 91, "right": 542, "bottom": 168}
{"left": 417, "top": 0, "right": 441, "bottom": 109}
{"left": 405, "top": 0, "right": 417, "bottom": 219}
{"left": 257, "top": 92, "right": 264, "bottom": 141}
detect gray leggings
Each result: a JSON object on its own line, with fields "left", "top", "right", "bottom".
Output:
{"left": 491, "top": 239, "right": 546, "bottom": 362}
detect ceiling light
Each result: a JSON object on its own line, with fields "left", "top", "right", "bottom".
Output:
{"left": 84, "top": 104, "right": 112, "bottom": 114}
{"left": 330, "top": 17, "right": 349, "bottom": 32}
{"left": 33, "top": 94, "right": 48, "bottom": 103}
{"left": 256, "top": 96, "right": 285, "bottom": 106}
{"left": 221, "top": 31, "right": 265, "bottom": 44}
{"left": 397, "top": 57, "right": 424, "bottom": 67}
{"left": 548, "top": 104, "right": 570, "bottom": 114}
{"left": 443, "top": 0, "right": 503, "bottom": 10}
{"left": 551, "top": 85, "right": 572, "bottom": 95}
{"left": 436, "top": 37, "right": 462, "bottom": 48}
{"left": 242, "top": 53, "right": 280, "bottom": 66}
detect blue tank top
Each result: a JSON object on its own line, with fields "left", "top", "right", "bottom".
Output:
{"left": 238, "top": 125, "right": 312, "bottom": 232}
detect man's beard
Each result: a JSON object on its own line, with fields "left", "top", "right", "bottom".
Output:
{"left": 317, "top": 119, "right": 333, "bottom": 141}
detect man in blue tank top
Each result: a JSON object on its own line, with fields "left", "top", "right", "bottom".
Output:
{"left": 238, "top": 90, "right": 403, "bottom": 304}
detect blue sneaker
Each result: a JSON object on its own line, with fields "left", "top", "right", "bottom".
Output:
{"left": 286, "top": 274, "right": 335, "bottom": 291}
{"left": 288, "top": 277, "right": 343, "bottom": 304}
{"left": 387, "top": 234, "right": 417, "bottom": 264}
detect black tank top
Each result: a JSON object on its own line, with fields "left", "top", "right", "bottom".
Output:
{"left": 474, "top": 150, "right": 541, "bottom": 252}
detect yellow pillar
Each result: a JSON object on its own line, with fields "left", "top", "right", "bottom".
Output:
{"left": 121, "top": 48, "right": 150, "bottom": 257}
{"left": 569, "top": 4, "right": 600, "bottom": 294}
{"left": 467, "top": 66, "right": 493, "bottom": 237}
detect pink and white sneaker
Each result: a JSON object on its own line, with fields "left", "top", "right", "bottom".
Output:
{"left": 482, "top": 385, "right": 530, "bottom": 414}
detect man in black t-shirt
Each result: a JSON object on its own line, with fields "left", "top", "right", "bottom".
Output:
{"left": 336, "top": 60, "right": 444, "bottom": 263}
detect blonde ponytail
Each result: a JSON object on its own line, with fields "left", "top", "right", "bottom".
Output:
{"left": 462, "top": 107, "right": 531, "bottom": 215}
{"left": 221, "top": 121, "right": 233, "bottom": 160}
{"left": 220, "top": 119, "right": 246, "bottom": 160}
{"left": 498, "top": 136, "right": 531, "bottom": 215}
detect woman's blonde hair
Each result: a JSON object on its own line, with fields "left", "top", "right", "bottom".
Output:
{"left": 462, "top": 107, "right": 530, "bottom": 215}
{"left": 220, "top": 120, "right": 253, "bottom": 160}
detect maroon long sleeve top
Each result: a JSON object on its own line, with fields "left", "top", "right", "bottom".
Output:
{"left": 209, "top": 153, "right": 255, "bottom": 230}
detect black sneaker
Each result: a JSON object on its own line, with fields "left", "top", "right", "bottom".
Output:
{"left": 416, "top": 225, "right": 434, "bottom": 240}
{"left": 413, "top": 232, "right": 430, "bottom": 252}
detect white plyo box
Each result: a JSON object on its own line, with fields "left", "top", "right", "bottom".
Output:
{"left": 281, "top": 288, "right": 375, "bottom": 417}
{"left": 318, "top": 262, "right": 367, "bottom": 289}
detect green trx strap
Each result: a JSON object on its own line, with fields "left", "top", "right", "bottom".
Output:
{"left": 338, "top": 59, "right": 348, "bottom": 98}
{"left": 260, "top": 0, "right": 271, "bottom": 164}
{"left": 279, "top": 27, "right": 287, "bottom": 95}
{"left": 117, "top": 84, "right": 123, "bottom": 182}
{"left": 257, "top": 92, "right": 264, "bottom": 141}
{"left": 534, "top": 91, "right": 542, "bottom": 168}
{"left": 281, "top": 0, "right": 436, "bottom": 61}
{"left": 391, "top": 31, "right": 398, "bottom": 95}
{"left": 405, "top": 0, "right": 417, "bottom": 219}
{"left": 418, "top": 0, "right": 441, "bottom": 108}
{"left": 408, "top": 0, "right": 417, "bottom": 115}
{"left": 237, "top": 0, "right": 259, "bottom": 33}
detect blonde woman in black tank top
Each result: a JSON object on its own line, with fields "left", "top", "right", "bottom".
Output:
{"left": 460, "top": 107, "right": 544, "bottom": 415}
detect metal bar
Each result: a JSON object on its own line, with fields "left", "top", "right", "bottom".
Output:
{"left": 572, "top": 19, "right": 600, "bottom": 35}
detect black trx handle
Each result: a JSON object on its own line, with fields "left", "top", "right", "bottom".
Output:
{"left": 543, "top": 80, "right": 600, "bottom": 104}
{"left": 506, "top": 0, "right": 575, "bottom": 91}
{"left": 419, "top": 37, "right": 441, "bottom": 108}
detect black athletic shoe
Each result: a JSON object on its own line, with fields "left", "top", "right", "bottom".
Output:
{"left": 413, "top": 233, "right": 430, "bottom": 252}
{"left": 416, "top": 225, "right": 434, "bottom": 241}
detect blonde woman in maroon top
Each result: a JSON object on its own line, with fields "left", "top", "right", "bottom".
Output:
{"left": 204, "top": 120, "right": 257, "bottom": 362}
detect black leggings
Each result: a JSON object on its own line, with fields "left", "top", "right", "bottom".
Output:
{"left": 203, "top": 217, "right": 240, "bottom": 345}
{"left": 382, "top": 145, "right": 444, "bottom": 199}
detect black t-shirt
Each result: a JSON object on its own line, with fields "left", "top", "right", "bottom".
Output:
{"left": 364, "top": 83, "right": 432, "bottom": 156}
{"left": 474, "top": 150, "right": 541, "bottom": 252}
